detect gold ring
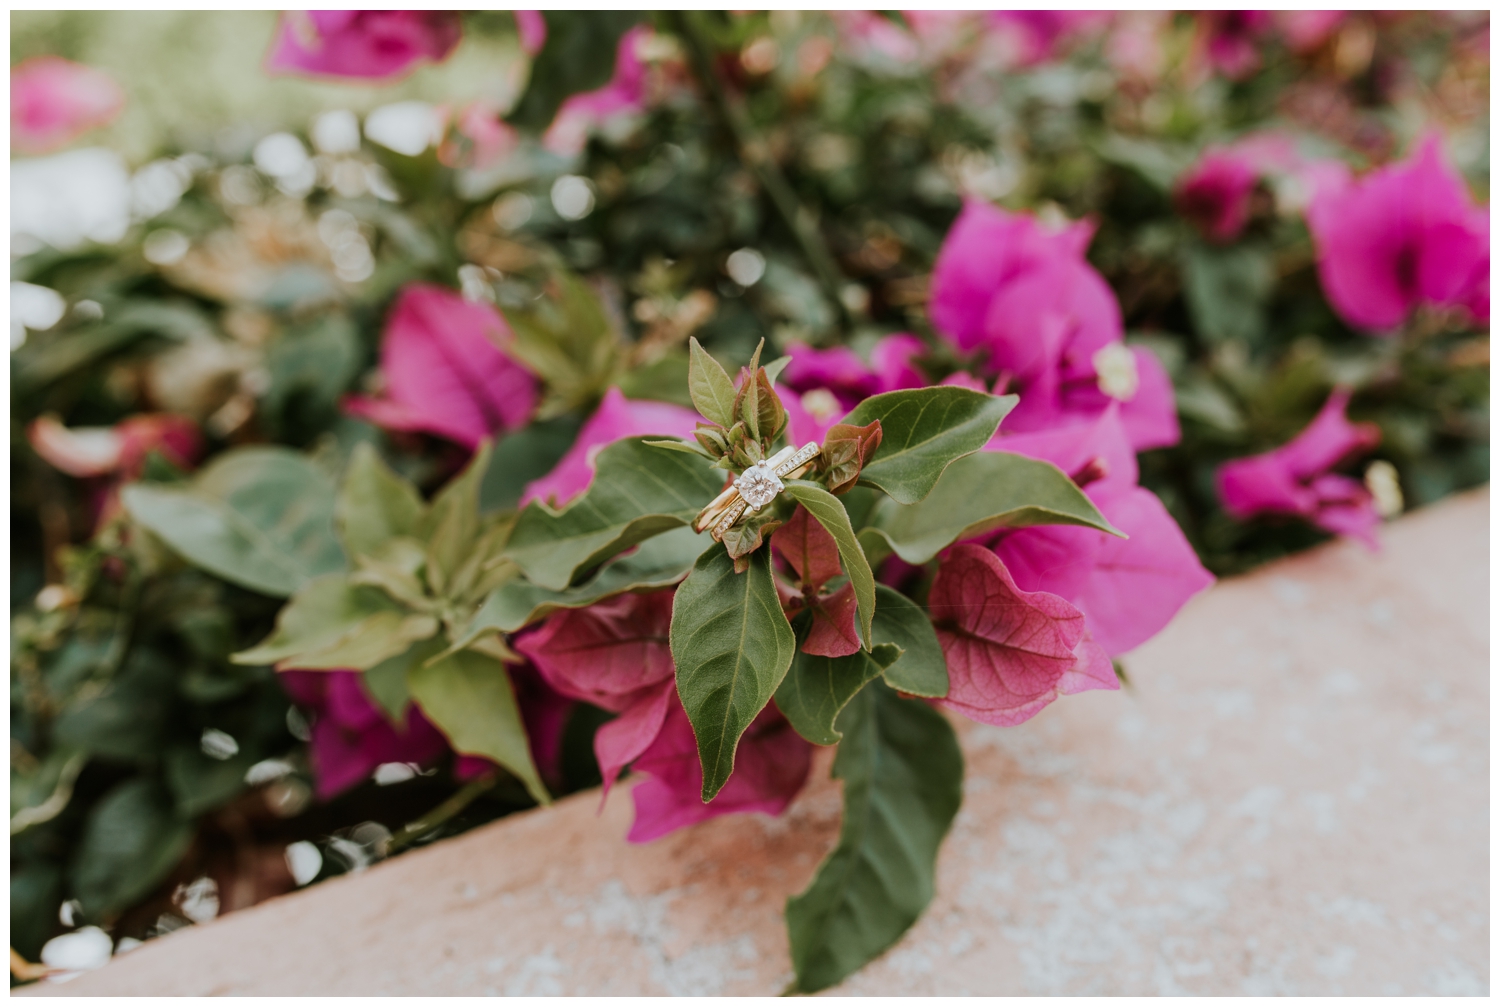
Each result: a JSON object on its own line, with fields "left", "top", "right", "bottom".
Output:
{"left": 694, "top": 442, "right": 821, "bottom": 541}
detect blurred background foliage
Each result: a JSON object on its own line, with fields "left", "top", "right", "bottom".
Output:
{"left": 10, "top": 9, "right": 1489, "bottom": 977}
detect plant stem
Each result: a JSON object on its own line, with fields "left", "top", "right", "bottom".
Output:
{"left": 668, "top": 11, "right": 855, "bottom": 332}
{"left": 386, "top": 774, "right": 499, "bottom": 854}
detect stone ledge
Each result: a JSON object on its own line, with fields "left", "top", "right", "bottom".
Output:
{"left": 23, "top": 487, "right": 1489, "bottom": 996}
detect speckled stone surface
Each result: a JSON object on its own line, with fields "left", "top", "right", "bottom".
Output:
{"left": 25, "top": 488, "right": 1488, "bottom": 996}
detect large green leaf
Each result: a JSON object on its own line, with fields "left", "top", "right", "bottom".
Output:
{"left": 122, "top": 447, "right": 345, "bottom": 597}
{"left": 407, "top": 648, "right": 549, "bottom": 805}
{"left": 504, "top": 437, "right": 724, "bottom": 591}
{"left": 860, "top": 451, "right": 1122, "bottom": 566}
{"left": 70, "top": 778, "right": 193, "bottom": 919}
{"left": 421, "top": 443, "right": 491, "bottom": 599}
{"left": 785, "top": 682, "right": 963, "bottom": 993}
{"left": 503, "top": 269, "right": 622, "bottom": 418}
{"left": 775, "top": 644, "right": 902, "bottom": 746}
{"left": 785, "top": 481, "right": 876, "bottom": 649}
{"left": 231, "top": 574, "right": 436, "bottom": 671}
{"left": 870, "top": 585, "right": 948, "bottom": 698}
{"left": 337, "top": 443, "right": 426, "bottom": 560}
{"left": 671, "top": 545, "right": 796, "bottom": 802}
{"left": 507, "top": 11, "right": 645, "bottom": 131}
{"left": 479, "top": 415, "right": 584, "bottom": 513}
{"left": 462, "top": 526, "right": 708, "bottom": 637}
{"left": 840, "top": 388, "right": 1017, "bottom": 504}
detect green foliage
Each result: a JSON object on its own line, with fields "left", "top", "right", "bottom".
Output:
{"left": 670, "top": 546, "right": 796, "bottom": 802}
{"left": 504, "top": 437, "right": 724, "bottom": 590}
{"left": 775, "top": 643, "right": 902, "bottom": 746}
{"left": 122, "top": 448, "right": 346, "bottom": 597}
{"left": 869, "top": 585, "right": 948, "bottom": 698}
{"left": 785, "top": 682, "right": 963, "bottom": 993}
{"left": 841, "top": 389, "right": 1018, "bottom": 504}
{"left": 70, "top": 778, "right": 193, "bottom": 919}
{"left": 688, "top": 336, "right": 738, "bottom": 428}
{"left": 337, "top": 444, "right": 427, "bottom": 560}
{"left": 860, "top": 451, "right": 1122, "bottom": 566}
{"left": 407, "top": 648, "right": 550, "bottom": 805}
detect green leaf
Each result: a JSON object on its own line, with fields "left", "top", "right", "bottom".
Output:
{"left": 407, "top": 648, "right": 550, "bottom": 805}
{"left": 164, "top": 745, "right": 256, "bottom": 819}
{"left": 121, "top": 447, "right": 345, "bottom": 597}
{"left": 231, "top": 574, "right": 437, "bottom": 671}
{"left": 507, "top": 11, "right": 645, "bottom": 131}
{"left": 860, "top": 451, "right": 1123, "bottom": 565}
{"left": 504, "top": 269, "right": 622, "bottom": 418}
{"left": 261, "top": 315, "right": 360, "bottom": 441}
{"left": 841, "top": 388, "right": 1017, "bottom": 504}
{"left": 785, "top": 682, "right": 963, "bottom": 993}
{"left": 688, "top": 336, "right": 737, "bottom": 427}
{"left": 362, "top": 637, "right": 445, "bottom": 723}
{"left": 504, "top": 437, "right": 725, "bottom": 591}
{"left": 70, "top": 778, "right": 192, "bottom": 919}
{"left": 337, "top": 443, "right": 426, "bottom": 560}
{"left": 479, "top": 415, "right": 585, "bottom": 513}
{"left": 775, "top": 643, "right": 902, "bottom": 745}
{"left": 1180, "top": 241, "right": 1275, "bottom": 345}
{"left": 421, "top": 443, "right": 491, "bottom": 598}
{"left": 671, "top": 545, "right": 796, "bottom": 802}
{"left": 463, "top": 526, "right": 708, "bottom": 636}
{"left": 870, "top": 585, "right": 948, "bottom": 697}
{"left": 784, "top": 481, "right": 876, "bottom": 649}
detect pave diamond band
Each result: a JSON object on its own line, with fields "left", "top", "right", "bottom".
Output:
{"left": 693, "top": 442, "right": 821, "bottom": 542}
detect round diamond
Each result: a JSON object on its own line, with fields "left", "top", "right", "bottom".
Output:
{"left": 734, "top": 461, "right": 784, "bottom": 511}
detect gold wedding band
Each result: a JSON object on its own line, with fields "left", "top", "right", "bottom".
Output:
{"left": 694, "top": 442, "right": 821, "bottom": 541}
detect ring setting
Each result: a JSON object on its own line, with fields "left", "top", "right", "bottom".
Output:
{"left": 694, "top": 442, "right": 821, "bottom": 541}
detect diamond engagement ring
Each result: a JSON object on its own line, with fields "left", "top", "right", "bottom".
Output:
{"left": 694, "top": 442, "right": 821, "bottom": 542}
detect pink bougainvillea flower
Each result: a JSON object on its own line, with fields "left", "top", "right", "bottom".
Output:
{"left": 930, "top": 200, "right": 1179, "bottom": 451}
{"left": 29, "top": 413, "right": 200, "bottom": 480}
{"left": 985, "top": 11, "right": 1111, "bottom": 66}
{"left": 929, "top": 544, "right": 1116, "bottom": 727}
{"left": 30, "top": 412, "right": 203, "bottom": 531}
{"left": 989, "top": 406, "right": 1214, "bottom": 657}
{"left": 1306, "top": 134, "right": 1490, "bottom": 333}
{"left": 1195, "top": 10, "right": 1273, "bottom": 80}
{"left": 282, "top": 664, "right": 570, "bottom": 800}
{"left": 771, "top": 506, "right": 861, "bottom": 658}
{"left": 514, "top": 10, "right": 547, "bottom": 55}
{"left": 830, "top": 10, "right": 921, "bottom": 64}
{"left": 1216, "top": 388, "right": 1384, "bottom": 547}
{"left": 520, "top": 386, "right": 699, "bottom": 508}
{"left": 279, "top": 670, "right": 450, "bottom": 800}
{"left": 1275, "top": 10, "right": 1346, "bottom": 52}
{"left": 515, "top": 590, "right": 677, "bottom": 796}
{"left": 265, "top": 11, "right": 461, "bottom": 81}
{"left": 542, "top": 25, "right": 651, "bottom": 157}
{"left": 780, "top": 334, "right": 927, "bottom": 445}
{"left": 343, "top": 284, "right": 537, "bottom": 449}
{"left": 1174, "top": 132, "right": 1304, "bottom": 243}
{"left": 626, "top": 700, "right": 813, "bottom": 843}
{"left": 11, "top": 57, "right": 124, "bottom": 155}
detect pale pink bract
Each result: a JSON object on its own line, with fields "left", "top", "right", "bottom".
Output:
{"left": 542, "top": 25, "right": 651, "bottom": 157}
{"left": 11, "top": 56, "right": 124, "bottom": 155}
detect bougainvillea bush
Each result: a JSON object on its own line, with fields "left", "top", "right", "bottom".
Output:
{"left": 10, "top": 10, "right": 1488, "bottom": 990}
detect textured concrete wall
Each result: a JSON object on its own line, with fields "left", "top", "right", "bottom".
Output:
{"left": 23, "top": 488, "right": 1488, "bottom": 996}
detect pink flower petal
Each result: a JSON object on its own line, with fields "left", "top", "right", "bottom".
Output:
{"left": 627, "top": 700, "right": 812, "bottom": 843}
{"left": 515, "top": 590, "right": 676, "bottom": 710}
{"left": 801, "top": 582, "right": 863, "bottom": 659}
{"left": 771, "top": 505, "right": 843, "bottom": 594}
{"left": 514, "top": 10, "right": 547, "bottom": 55}
{"left": 10, "top": 57, "right": 124, "bottom": 155}
{"left": 541, "top": 26, "right": 650, "bottom": 157}
{"left": 594, "top": 681, "right": 675, "bottom": 797}
{"left": 929, "top": 544, "right": 1100, "bottom": 726}
{"left": 266, "top": 11, "right": 461, "bottom": 81}
{"left": 343, "top": 284, "right": 538, "bottom": 449}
